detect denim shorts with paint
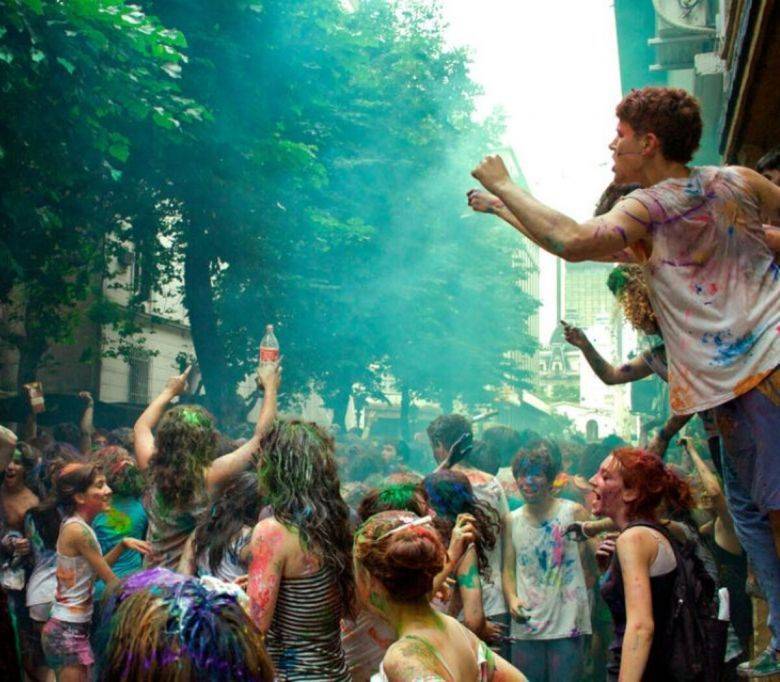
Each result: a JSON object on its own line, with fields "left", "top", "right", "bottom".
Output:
{"left": 41, "top": 617, "right": 94, "bottom": 670}
{"left": 715, "top": 365, "right": 780, "bottom": 511}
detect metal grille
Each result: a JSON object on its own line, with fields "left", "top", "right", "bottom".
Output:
{"left": 128, "top": 350, "right": 150, "bottom": 404}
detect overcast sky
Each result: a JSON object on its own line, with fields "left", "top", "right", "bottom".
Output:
{"left": 440, "top": 0, "right": 622, "bottom": 341}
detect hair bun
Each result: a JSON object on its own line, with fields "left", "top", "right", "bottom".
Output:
{"left": 385, "top": 528, "right": 445, "bottom": 575}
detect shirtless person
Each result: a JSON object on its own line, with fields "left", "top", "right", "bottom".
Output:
{"left": 470, "top": 86, "right": 780, "bottom": 677}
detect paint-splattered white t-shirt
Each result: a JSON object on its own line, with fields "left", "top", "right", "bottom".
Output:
{"left": 627, "top": 166, "right": 780, "bottom": 414}
{"left": 509, "top": 499, "right": 590, "bottom": 640}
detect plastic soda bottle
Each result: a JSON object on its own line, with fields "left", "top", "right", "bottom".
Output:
{"left": 259, "top": 324, "right": 279, "bottom": 365}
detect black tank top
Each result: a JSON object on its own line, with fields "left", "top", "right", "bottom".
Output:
{"left": 599, "top": 522, "right": 677, "bottom": 681}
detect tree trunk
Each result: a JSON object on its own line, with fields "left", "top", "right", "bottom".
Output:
{"left": 330, "top": 384, "right": 352, "bottom": 434}
{"left": 183, "top": 231, "right": 232, "bottom": 419}
{"left": 400, "top": 384, "right": 411, "bottom": 442}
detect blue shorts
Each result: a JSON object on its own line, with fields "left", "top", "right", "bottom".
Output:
{"left": 715, "top": 366, "right": 780, "bottom": 512}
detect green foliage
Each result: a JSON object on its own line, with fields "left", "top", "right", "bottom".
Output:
{"left": 2, "top": 0, "right": 539, "bottom": 424}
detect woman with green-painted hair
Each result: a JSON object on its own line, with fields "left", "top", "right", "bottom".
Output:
{"left": 247, "top": 418, "right": 354, "bottom": 681}
{"left": 133, "top": 361, "right": 279, "bottom": 569}
{"left": 354, "top": 510, "right": 526, "bottom": 681}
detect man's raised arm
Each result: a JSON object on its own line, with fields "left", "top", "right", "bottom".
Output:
{"left": 471, "top": 155, "right": 651, "bottom": 262}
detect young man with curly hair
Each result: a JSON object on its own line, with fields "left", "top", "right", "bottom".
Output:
{"left": 469, "top": 86, "right": 780, "bottom": 677}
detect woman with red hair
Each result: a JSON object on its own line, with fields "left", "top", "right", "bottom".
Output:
{"left": 589, "top": 447, "right": 693, "bottom": 681}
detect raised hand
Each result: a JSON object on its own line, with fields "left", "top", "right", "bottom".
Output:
{"left": 122, "top": 537, "right": 152, "bottom": 555}
{"left": 165, "top": 365, "right": 192, "bottom": 397}
{"left": 561, "top": 320, "right": 588, "bottom": 349}
{"left": 256, "top": 358, "right": 282, "bottom": 392}
{"left": 471, "top": 155, "right": 512, "bottom": 194}
{"left": 78, "top": 391, "right": 94, "bottom": 404}
{"left": 466, "top": 188, "right": 505, "bottom": 214}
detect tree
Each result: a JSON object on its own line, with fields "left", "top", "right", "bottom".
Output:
{"left": 0, "top": 0, "right": 203, "bottom": 387}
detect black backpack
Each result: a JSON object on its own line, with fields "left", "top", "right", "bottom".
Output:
{"left": 632, "top": 522, "right": 728, "bottom": 681}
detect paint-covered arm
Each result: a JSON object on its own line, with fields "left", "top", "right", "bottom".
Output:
{"left": 456, "top": 545, "right": 487, "bottom": 637}
{"left": 471, "top": 155, "right": 650, "bottom": 262}
{"left": 247, "top": 518, "right": 286, "bottom": 633}
{"left": 134, "top": 366, "right": 192, "bottom": 471}
{"left": 67, "top": 524, "right": 149, "bottom": 586}
{"left": 177, "top": 532, "right": 197, "bottom": 576}
{"left": 738, "top": 167, "right": 780, "bottom": 224}
{"left": 468, "top": 189, "right": 637, "bottom": 263}
{"left": 78, "top": 391, "right": 94, "bottom": 455}
{"left": 679, "top": 437, "right": 726, "bottom": 515}
{"left": 563, "top": 321, "right": 653, "bottom": 385}
{"left": 646, "top": 413, "right": 694, "bottom": 458}
{"left": 615, "top": 529, "right": 656, "bottom": 682}
{"left": 501, "top": 516, "right": 523, "bottom": 621}
{"left": 205, "top": 361, "right": 280, "bottom": 492}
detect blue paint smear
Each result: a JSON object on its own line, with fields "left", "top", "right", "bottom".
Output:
{"left": 701, "top": 330, "right": 758, "bottom": 367}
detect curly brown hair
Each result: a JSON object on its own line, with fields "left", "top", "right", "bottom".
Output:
{"left": 150, "top": 405, "right": 218, "bottom": 509}
{"left": 607, "top": 264, "right": 659, "bottom": 335}
{"left": 616, "top": 87, "right": 702, "bottom": 164}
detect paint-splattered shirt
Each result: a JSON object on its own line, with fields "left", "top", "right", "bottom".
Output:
{"left": 627, "top": 166, "right": 780, "bottom": 414}
{"left": 509, "top": 499, "right": 591, "bottom": 640}
{"left": 50, "top": 516, "right": 99, "bottom": 624}
{"left": 143, "top": 485, "right": 208, "bottom": 570}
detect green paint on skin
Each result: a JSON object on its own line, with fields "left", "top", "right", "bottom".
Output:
{"left": 457, "top": 562, "right": 480, "bottom": 589}
{"left": 544, "top": 235, "right": 566, "bottom": 255}
{"left": 369, "top": 591, "right": 389, "bottom": 613}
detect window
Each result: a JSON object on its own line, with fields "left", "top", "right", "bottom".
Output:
{"left": 128, "top": 350, "right": 150, "bottom": 404}
{"left": 586, "top": 419, "right": 599, "bottom": 441}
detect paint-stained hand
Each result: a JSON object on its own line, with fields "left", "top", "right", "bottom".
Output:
{"left": 561, "top": 320, "right": 588, "bottom": 349}
{"left": 564, "top": 522, "right": 591, "bottom": 543}
{"left": 480, "top": 618, "right": 506, "bottom": 644}
{"left": 596, "top": 533, "right": 618, "bottom": 572}
{"left": 471, "top": 155, "right": 512, "bottom": 194}
{"left": 434, "top": 576, "right": 456, "bottom": 604}
{"left": 234, "top": 574, "right": 249, "bottom": 592}
{"left": 467, "top": 188, "right": 504, "bottom": 214}
{"left": 256, "top": 358, "right": 282, "bottom": 392}
{"left": 165, "top": 366, "right": 192, "bottom": 397}
{"left": 448, "top": 513, "right": 477, "bottom": 563}
{"left": 11, "top": 537, "right": 31, "bottom": 556}
{"left": 122, "top": 537, "right": 152, "bottom": 555}
{"left": 507, "top": 595, "right": 528, "bottom": 623}
{"left": 78, "top": 391, "right": 94, "bottom": 405}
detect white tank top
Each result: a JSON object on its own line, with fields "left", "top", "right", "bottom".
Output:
{"left": 628, "top": 166, "right": 780, "bottom": 414}
{"left": 50, "top": 516, "right": 99, "bottom": 623}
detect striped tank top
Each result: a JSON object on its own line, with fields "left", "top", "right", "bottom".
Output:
{"left": 265, "top": 566, "right": 350, "bottom": 681}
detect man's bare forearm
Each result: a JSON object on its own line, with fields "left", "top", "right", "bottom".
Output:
{"left": 491, "top": 180, "right": 582, "bottom": 258}
{"left": 578, "top": 339, "right": 622, "bottom": 385}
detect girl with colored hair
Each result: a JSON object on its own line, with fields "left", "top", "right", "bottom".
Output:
{"left": 247, "top": 419, "right": 354, "bottom": 680}
{"left": 41, "top": 462, "right": 150, "bottom": 681}
{"left": 589, "top": 447, "right": 694, "bottom": 680}
{"left": 178, "top": 471, "right": 262, "bottom": 583}
{"left": 354, "top": 510, "right": 525, "bottom": 681}
{"left": 133, "top": 361, "right": 279, "bottom": 569}
{"left": 91, "top": 446, "right": 148, "bottom": 598}
{"left": 96, "top": 568, "right": 273, "bottom": 681}
{"left": 422, "top": 469, "right": 501, "bottom": 642}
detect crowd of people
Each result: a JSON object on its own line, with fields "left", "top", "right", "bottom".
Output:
{"left": 0, "top": 86, "right": 778, "bottom": 681}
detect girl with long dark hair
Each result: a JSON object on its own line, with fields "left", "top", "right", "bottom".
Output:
{"left": 247, "top": 419, "right": 354, "bottom": 681}
{"left": 133, "top": 362, "right": 279, "bottom": 569}
{"left": 178, "top": 471, "right": 262, "bottom": 583}
{"left": 41, "top": 463, "right": 149, "bottom": 681}
{"left": 422, "top": 469, "right": 501, "bottom": 642}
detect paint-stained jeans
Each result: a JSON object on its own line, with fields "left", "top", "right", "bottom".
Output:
{"left": 721, "top": 446, "right": 780, "bottom": 650}
{"left": 714, "top": 366, "right": 780, "bottom": 512}
{"left": 511, "top": 636, "right": 584, "bottom": 682}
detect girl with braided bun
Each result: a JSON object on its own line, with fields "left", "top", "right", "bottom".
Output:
{"left": 133, "top": 360, "right": 279, "bottom": 569}
{"left": 354, "top": 510, "right": 525, "bottom": 681}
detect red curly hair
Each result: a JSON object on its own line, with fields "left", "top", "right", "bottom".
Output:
{"left": 612, "top": 447, "right": 693, "bottom": 520}
{"left": 616, "top": 87, "right": 702, "bottom": 164}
